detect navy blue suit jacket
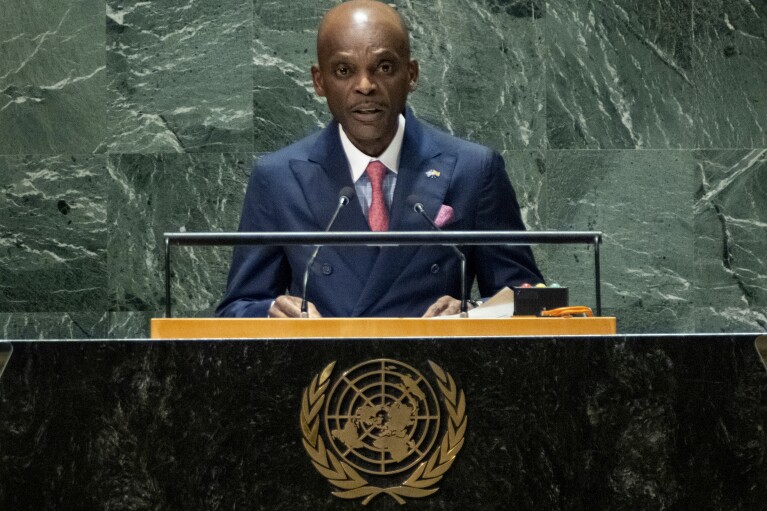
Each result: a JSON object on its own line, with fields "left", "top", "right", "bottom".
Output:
{"left": 216, "top": 109, "right": 543, "bottom": 317}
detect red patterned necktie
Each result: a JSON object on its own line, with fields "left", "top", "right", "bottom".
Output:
{"left": 365, "top": 160, "right": 389, "bottom": 232}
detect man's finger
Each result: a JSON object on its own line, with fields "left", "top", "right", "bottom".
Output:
{"left": 435, "top": 300, "right": 461, "bottom": 316}
{"left": 269, "top": 295, "right": 322, "bottom": 318}
{"left": 422, "top": 295, "right": 457, "bottom": 318}
{"left": 269, "top": 296, "right": 301, "bottom": 318}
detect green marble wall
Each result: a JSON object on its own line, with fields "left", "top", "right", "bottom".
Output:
{"left": 1, "top": 0, "right": 765, "bottom": 338}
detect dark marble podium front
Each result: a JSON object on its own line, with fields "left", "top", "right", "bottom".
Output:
{"left": 1, "top": 335, "right": 765, "bottom": 510}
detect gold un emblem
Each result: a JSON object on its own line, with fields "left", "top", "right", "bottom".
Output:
{"left": 300, "top": 359, "right": 467, "bottom": 505}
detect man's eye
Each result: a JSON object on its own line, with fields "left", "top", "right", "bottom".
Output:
{"left": 379, "top": 62, "right": 393, "bottom": 73}
{"left": 336, "top": 66, "right": 350, "bottom": 77}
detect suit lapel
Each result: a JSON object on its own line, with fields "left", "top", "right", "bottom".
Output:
{"left": 352, "top": 113, "right": 458, "bottom": 316}
{"left": 290, "top": 123, "right": 367, "bottom": 231}
{"left": 290, "top": 122, "right": 376, "bottom": 288}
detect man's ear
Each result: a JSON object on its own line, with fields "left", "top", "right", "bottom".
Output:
{"left": 408, "top": 59, "right": 419, "bottom": 91}
{"left": 311, "top": 65, "right": 326, "bottom": 97}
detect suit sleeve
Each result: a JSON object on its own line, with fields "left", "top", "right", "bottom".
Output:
{"left": 472, "top": 150, "right": 544, "bottom": 295}
{"left": 215, "top": 163, "right": 290, "bottom": 317}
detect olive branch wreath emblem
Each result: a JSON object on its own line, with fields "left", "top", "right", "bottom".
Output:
{"left": 300, "top": 360, "right": 467, "bottom": 505}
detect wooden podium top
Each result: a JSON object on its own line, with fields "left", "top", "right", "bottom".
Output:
{"left": 150, "top": 316, "right": 616, "bottom": 339}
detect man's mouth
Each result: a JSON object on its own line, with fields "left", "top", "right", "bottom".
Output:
{"left": 352, "top": 105, "right": 385, "bottom": 118}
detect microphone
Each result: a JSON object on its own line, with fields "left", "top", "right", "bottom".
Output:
{"left": 301, "top": 186, "right": 356, "bottom": 317}
{"left": 406, "top": 195, "right": 469, "bottom": 317}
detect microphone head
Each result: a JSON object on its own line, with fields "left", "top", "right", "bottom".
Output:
{"left": 338, "top": 186, "right": 356, "bottom": 205}
{"left": 406, "top": 194, "right": 424, "bottom": 213}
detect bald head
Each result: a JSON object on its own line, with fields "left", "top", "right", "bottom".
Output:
{"left": 317, "top": 1, "right": 411, "bottom": 61}
{"left": 311, "top": 0, "right": 419, "bottom": 156}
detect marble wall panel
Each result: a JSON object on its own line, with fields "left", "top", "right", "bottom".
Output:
{"left": 502, "top": 149, "right": 547, "bottom": 231}
{"left": 694, "top": 149, "right": 767, "bottom": 332}
{"left": 0, "top": 312, "right": 108, "bottom": 339}
{"left": 0, "top": 0, "right": 765, "bottom": 338}
{"left": 0, "top": 154, "right": 107, "bottom": 312}
{"left": 543, "top": 0, "right": 696, "bottom": 149}
{"left": 0, "top": 0, "right": 105, "bottom": 154}
{"left": 541, "top": 150, "right": 695, "bottom": 332}
{"left": 107, "top": 311, "right": 158, "bottom": 339}
{"left": 252, "top": 0, "right": 543, "bottom": 153}
{"left": 406, "top": 0, "right": 544, "bottom": 151}
{"left": 694, "top": 0, "right": 767, "bottom": 148}
{"left": 107, "top": 153, "right": 249, "bottom": 316}
{"left": 105, "top": 0, "right": 253, "bottom": 153}
{"left": 252, "top": 1, "right": 332, "bottom": 153}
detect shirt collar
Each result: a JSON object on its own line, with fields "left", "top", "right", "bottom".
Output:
{"left": 339, "top": 114, "right": 405, "bottom": 182}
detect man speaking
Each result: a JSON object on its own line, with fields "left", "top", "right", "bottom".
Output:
{"left": 216, "top": 0, "right": 543, "bottom": 318}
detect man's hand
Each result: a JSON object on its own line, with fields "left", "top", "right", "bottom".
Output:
{"left": 268, "top": 295, "right": 322, "bottom": 318}
{"left": 422, "top": 295, "right": 468, "bottom": 318}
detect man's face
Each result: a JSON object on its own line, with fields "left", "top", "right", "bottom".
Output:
{"left": 312, "top": 9, "right": 418, "bottom": 156}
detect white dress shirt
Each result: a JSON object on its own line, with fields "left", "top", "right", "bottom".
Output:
{"left": 339, "top": 114, "right": 405, "bottom": 219}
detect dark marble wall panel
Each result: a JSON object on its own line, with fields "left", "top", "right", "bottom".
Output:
{"left": 694, "top": 149, "right": 767, "bottom": 332}
{"left": 253, "top": 1, "right": 334, "bottom": 153}
{"left": 0, "top": 313, "right": 108, "bottom": 339}
{"left": 0, "top": 154, "right": 107, "bottom": 313}
{"left": 501, "top": 150, "right": 547, "bottom": 230}
{"left": 0, "top": 0, "right": 105, "bottom": 154}
{"left": 105, "top": 0, "right": 253, "bottom": 153}
{"left": 694, "top": 0, "right": 767, "bottom": 148}
{"left": 543, "top": 0, "right": 696, "bottom": 149}
{"left": 106, "top": 311, "right": 157, "bottom": 339}
{"left": 107, "top": 153, "right": 248, "bottom": 315}
{"left": 406, "top": 0, "right": 544, "bottom": 151}
{"left": 252, "top": 0, "right": 544, "bottom": 153}
{"left": 0, "top": 1, "right": 765, "bottom": 338}
{"left": 541, "top": 150, "right": 695, "bottom": 332}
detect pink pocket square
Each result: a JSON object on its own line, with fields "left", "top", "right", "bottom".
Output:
{"left": 434, "top": 204, "right": 455, "bottom": 228}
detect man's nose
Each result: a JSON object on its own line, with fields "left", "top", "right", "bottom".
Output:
{"left": 355, "top": 72, "right": 376, "bottom": 94}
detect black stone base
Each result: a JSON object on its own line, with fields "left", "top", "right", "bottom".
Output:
{"left": 1, "top": 335, "right": 765, "bottom": 510}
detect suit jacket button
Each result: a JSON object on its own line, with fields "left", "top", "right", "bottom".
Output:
{"left": 321, "top": 263, "right": 333, "bottom": 275}
{"left": 430, "top": 263, "right": 440, "bottom": 274}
